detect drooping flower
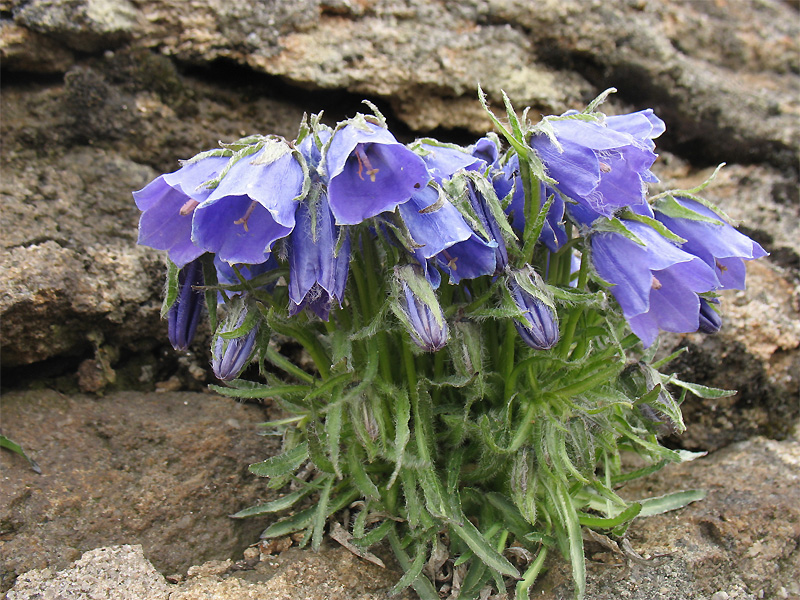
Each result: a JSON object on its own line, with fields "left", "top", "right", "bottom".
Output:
{"left": 529, "top": 109, "right": 665, "bottom": 217}
{"left": 493, "top": 155, "right": 567, "bottom": 252}
{"left": 507, "top": 267, "right": 560, "bottom": 350}
{"left": 287, "top": 191, "right": 351, "bottom": 320}
{"left": 211, "top": 296, "right": 260, "bottom": 381}
{"left": 324, "top": 117, "right": 430, "bottom": 225}
{"left": 167, "top": 257, "right": 205, "bottom": 351}
{"left": 134, "top": 153, "right": 229, "bottom": 267}
{"left": 590, "top": 220, "right": 720, "bottom": 347}
{"left": 455, "top": 172, "right": 510, "bottom": 275}
{"left": 391, "top": 265, "right": 449, "bottom": 351}
{"left": 412, "top": 140, "right": 487, "bottom": 184}
{"left": 653, "top": 196, "right": 767, "bottom": 290}
{"left": 397, "top": 185, "right": 497, "bottom": 285}
{"left": 191, "top": 138, "right": 308, "bottom": 265}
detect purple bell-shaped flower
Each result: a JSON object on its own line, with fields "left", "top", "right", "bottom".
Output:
{"left": 191, "top": 138, "right": 307, "bottom": 265}
{"left": 529, "top": 109, "right": 665, "bottom": 218}
{"left": 287, "top": 191, "right": 351, "bottom": 320}
{"left": 654, "top": 196, "right": 767, "bottom": 291}
{"left": 134, "top": 153, "right": 228, "bottom": 267}
{"left": 324, "top": 117, "right": 430, "bottom": 225}
{"left": 590, "top": 220, "right": 720, "bottom": 347}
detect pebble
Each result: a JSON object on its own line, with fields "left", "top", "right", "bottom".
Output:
{"left": 711, "top": 593, "right": 730, "bottom": 600}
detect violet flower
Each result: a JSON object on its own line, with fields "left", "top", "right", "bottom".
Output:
{"left": 590, "top": 220, "right": 720, "bottom": 347}
{"left": 529, "top": 109, "right": 665, "bottom": 217}
{"left": 392, "top": 265, "right": 449, "bottom": 352}
{"left": 191, "top": 139, "right": 307, "bottom": 265}
{"left": 134, "top": 154, "right": 228, "bottom": 267}
{"left": 493, "top": 155, "right": 567, "bottom": 252}
{"left": 507, "top": 268, "right": 560, "bottom": 350}
{"left": 462, "top": 175, "right": 509, "bottom": 274}
{"left": 414, "top": 140, "right": 487, "bottom": 184}
{"left": 324, "top": 118, "right": 430, "bottom": 225}
{"left": 287, "top": 192, "right": 351, "bottom": 320}
{"left": 211, "top": 297, "right": 260, "bottom": 381}
{"left": 167, "top": 257, "right": 205, "bottom": 351}
{"left": 397, "top": 185, "right": 497, "bottom": 285}
{"left": 654, "top": 196, "right": 767, "bottom": 290}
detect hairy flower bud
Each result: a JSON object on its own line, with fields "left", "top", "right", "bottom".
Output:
{"left": 211, "top": 297, "right": 260, "bottom": 381}
{"left": 698, "top": 298, "right": 722, "bottom": 334}
{"left": 392, "top": 265, "right": 449, "bottom": 352}
{"left": 167, "top": 258, "right": 205, "bottom": 351}
{"left": 507, "top": 268, "right": 559, "bottom": 350}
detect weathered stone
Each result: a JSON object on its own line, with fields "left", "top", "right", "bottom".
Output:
{"left": 6, "top": 545, "right": 170, "bottom": 600}
{"left": 0, "top": 390, "right": 278, "bottom": 592}
{"left": 0, "top": 20, "right": 74, "bottom": 73}
{"left": 13, "top": 0, "right": 138, "bottom": 53}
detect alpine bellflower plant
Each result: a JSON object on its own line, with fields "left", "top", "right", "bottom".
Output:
{"left": 134, "top": 89, "right": 766, "bottom": 599}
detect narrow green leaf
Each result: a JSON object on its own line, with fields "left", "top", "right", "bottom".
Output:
{"left": 448, "top": 511, "right": 520, "bottom": 578}
{"left": 390, "top": 539, "right": 429, "bottom": 596}
{"left": 639, "top": 489, "right": 706, "bottom": 517}
{"left": 249, "top": 442, "right": 309, "bottom": 478}
{"left": 666, "top": 377, "right": 736, "bottom": 399}
{"left": 327, "top": 401, "right": 343, "bottom": 477}
{"left": 311, "top": 476, "right": 333, "bottom": 550}
{"left": 388, "top": 390, "right": 411, "bottom": 488}
{"left": 557, "top": 485, "right": 586, "bottom": 599}
{"left": 230, "top": 487, "right": 313, "bottom": 518}
{"left": 348, "top": 447, "right": 381, "bottom": 501}
{"left": 0, "top": 434, "right": 41, "bottom": 473}
{"left": 354, "top": 519, "right": 393, "bottom": 547}
{"left": 209, "top": 382, "right": 310, "bottom": 399}
{"left": 261, "top": 506, "right": 314, "bottom": 538}
{"left": 160, "top": 259, "right": 180, "bottom": 318}
{"left": 578, "top": 502, "right": 642, "bottom": 529}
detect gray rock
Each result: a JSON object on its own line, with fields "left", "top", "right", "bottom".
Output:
{"left": 6, "top": 545, "right": 170, "bottom": 600}
{"left": 13, "top": 0, "right": 138, "bottom": 53}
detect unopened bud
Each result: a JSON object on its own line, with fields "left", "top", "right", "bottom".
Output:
{"left": 167, "top": 258, "right": 205, "bottom": 351}
{"left": 211, "top": 297, "right": 260, "bottom": 381}
{"left": 392, "top": 265, "right": 448, "bottom": 352}
{"left": 507, "top": 268, "right": 559, "bottom": 350}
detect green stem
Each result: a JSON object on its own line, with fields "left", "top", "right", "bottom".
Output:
{"left": 266, "top": 346, "right": 315, "bottom": 384}
{"left": 515, "top": 546, "right": 548, "bottom": 600}
{"left": 557, "top": 251, "right": 590, "bottom": 359}
{"left": 520, "top": 159, "right": 541, "bottom": 265}
{"left": 501, "top": 320, "right": 516, "bottom": 401}
{"left": 388, "top": 528, "right": 439, "bottom": 598}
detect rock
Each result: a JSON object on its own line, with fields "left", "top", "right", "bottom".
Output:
{"left": 0, "top": 390, "right": 279, "bottom": 592}
{"left": 4, "top": 543, "right": 415, "bottom": 600}
{"left": 0, "top": 20, "right": 74, "bottom": 73}
{"left": 6, "top": 431, "right": 798, "bottom": 599}
{"left": 6, "top": 545, "right": 170, "bottom": 600}
{"left": 13, "top": 0, "right": 138, "bottom": 53}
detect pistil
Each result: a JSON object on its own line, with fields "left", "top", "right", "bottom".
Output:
{"left": 233, "top": 201, "right": 259, "bottom": 232}
{"left": 355, "top": 144, "right": 380, "bottom": 182}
